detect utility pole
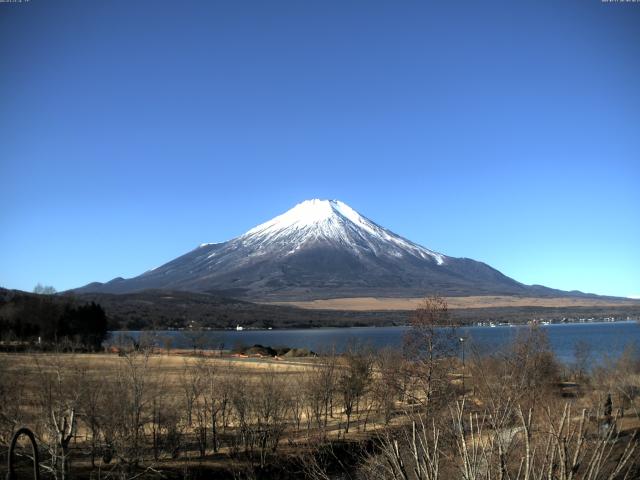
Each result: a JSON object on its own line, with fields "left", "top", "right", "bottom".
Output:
{"left": 459, "top": 337, "right": 466, "bottom": 394}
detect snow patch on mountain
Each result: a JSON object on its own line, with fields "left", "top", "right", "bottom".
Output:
{"left": 238, "top": 199, "right": 445, "bottom": 264}
{"left": 199, "top": 242, "right": 220, "bottom": 248}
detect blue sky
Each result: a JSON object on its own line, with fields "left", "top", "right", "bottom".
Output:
{"left": 1, "top": 1, "right": 638, "bottom": 297}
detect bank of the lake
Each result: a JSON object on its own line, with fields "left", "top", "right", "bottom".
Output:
{"left": 110, "top": 320, "right": 640, "bottom": 364}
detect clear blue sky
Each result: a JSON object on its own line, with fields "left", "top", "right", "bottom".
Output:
{"left": 1, "top": 1, "right": 638, "bottom": 297}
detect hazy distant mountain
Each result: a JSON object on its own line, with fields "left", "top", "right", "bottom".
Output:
{"left": 75, "top": 199, "right": 589, "bottom": 300}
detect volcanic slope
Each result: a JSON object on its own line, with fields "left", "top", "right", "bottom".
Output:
{"left": 76, "top": 199, "right": 584, "bottom": 300}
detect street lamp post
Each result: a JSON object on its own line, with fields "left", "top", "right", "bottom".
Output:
{"left": 459, "top": 337, "right": 466, "bottom": 394}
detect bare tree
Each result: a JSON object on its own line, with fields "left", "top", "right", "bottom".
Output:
{"left": 254, "top": 368, "right": 292, "bottom": 467}
{"left": 33, "top": 283, "right": 57, "bottom": 295}
{"left": 181, "top": 321, "right": 209, "bottom": 354}
{"left": 180, "top": 359, "right": 203, "bottom": 428}
{"left": 305, "top": 354, "right": 338, "bottom": 438}
{"left": 337, "top": 346, "right": 372, "bottom": 433}
{"left": 228, "top": 372, "right": 255, "bottom": 458}
{"left": 103, "top": 348, "right": 155, "bottom": 473}
{"left": 289, "top": 373, "right": 306, "bottom": 433}
{"left": 189, "top": 357, "right": 227, "bottom": 457}
{"left": 148, "top": 368, "right": 183, "bottom": 462}
{"left": 404, "top": 296, "right": 458, "bottom": 410}
{"left": 595, "top": 343, "right": 640, "bottom": 421}
{"left": 362, "top": 399, "right": 638, "bottom": 480}
{"left": 79, "top": 376, "right": 104, "bottom": 469}
{"left": 508, "top": 325, "right": 560, "bottom": 409}
{"left": 361, "top": 416, "right": 441, "bottom": 480}
{"left": 573, "top": 340, "right": 593, "bottom": 382}
{"left": 372, "top": 348, "right": 407, "bottom": 426}
{"left": 33, "top": 353, "right": 84, "bottom": 480}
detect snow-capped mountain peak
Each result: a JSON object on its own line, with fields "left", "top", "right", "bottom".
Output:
{"left": 75, "top": 198, "right": 535, "bottom": 300}
{"left": 244, "top": 199, "right": 344, "bottom": 234}
{"left": 240, "top": 199, "right": 445, "bottom": 265}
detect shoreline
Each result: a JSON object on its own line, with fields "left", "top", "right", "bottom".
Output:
{"left": 109, "top": 317, "right": 639, "bottom": 334}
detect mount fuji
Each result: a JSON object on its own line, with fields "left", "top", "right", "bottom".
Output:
{"left": 76, "top": 199, "right": 571, "bottom": 300}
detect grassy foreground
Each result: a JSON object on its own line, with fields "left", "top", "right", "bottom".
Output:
{"left": 1, "top": 321, "right": 639, "bottom": 479}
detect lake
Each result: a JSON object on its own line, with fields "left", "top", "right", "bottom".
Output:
{"left": 109, "top": 320, "right": 640, "bottom": 364}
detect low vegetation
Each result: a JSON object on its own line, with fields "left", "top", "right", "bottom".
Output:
{"left": 0, "top": 297, "right": 639, "bottom": 479}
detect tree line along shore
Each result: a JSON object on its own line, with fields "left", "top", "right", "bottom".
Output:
{"left": 2, "top": 287, "right": 639, "bottom": 342}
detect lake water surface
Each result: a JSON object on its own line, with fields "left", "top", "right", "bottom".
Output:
{"left": 110, "top": 321, "right": 640, "bottom": 364}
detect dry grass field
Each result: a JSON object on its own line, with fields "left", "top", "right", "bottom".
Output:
{"left": 269, "top": 295, "right": 640, "bottom": 311}
{"left": 0, "top": 350, "right": 308, "bottom": 373}
{"left": 1, "top": 330, "right": 639, "bottom": 480}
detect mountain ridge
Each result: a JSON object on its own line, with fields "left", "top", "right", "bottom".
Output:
{"left": 73, "top": 199, "right": 606, "bottom": 301}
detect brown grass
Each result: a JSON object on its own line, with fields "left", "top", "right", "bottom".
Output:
{"left": 267, "top": 295, "right": 640, "bottom": 311}
{"left": 0, "top": 351, "right": 316, "bottom": 379}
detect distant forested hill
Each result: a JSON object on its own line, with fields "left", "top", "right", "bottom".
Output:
{"left": 0, "top": 287, "right": 108, "bottom": 349}
{"left": 2, "top": 288, "right": 638, "bottom": 340}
